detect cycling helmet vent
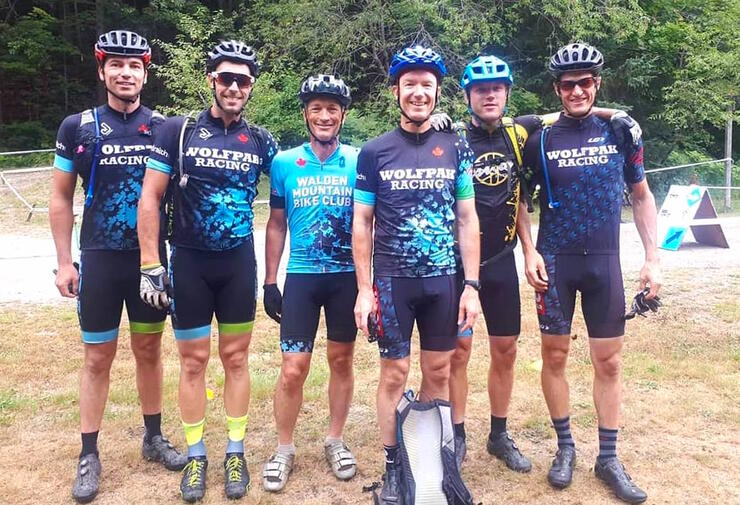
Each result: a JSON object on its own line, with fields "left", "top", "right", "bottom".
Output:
{"left": 460, "top": 55, "right": 513, "bottom": 89}
{"left": 94, "top": 30, "right": 151, "bottom": 66}
{"left": 299, "top": 74, "right": 351, "bottom": 107}
{"left": 206, "top": 40, "right": 259, "bottom": 77}
{"left": 389, "top": 45, "right": 447, "bottom": 83}
{"left": 549, "top": 42, "right": 603, "bottom": 78}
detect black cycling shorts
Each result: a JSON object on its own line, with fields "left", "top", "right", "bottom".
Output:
{"left": 478, "top": 251, "right": 521, "bottom": 337}
{"left": 536, "top": 253, "right": 625, "bottom": 338}
{"left": 374, "top": 274, "right": 458, "bottom": 359}
{"left": 78, "top": 248, "right": 167, "bottom": 344}
{"left": 169, "top": 238, "right": 257, "bottom": 340}
{"left": 279, "top": 272, "right": 358, "bottom": 353}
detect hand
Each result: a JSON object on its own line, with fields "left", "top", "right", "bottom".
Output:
{"left": 430, "top": 112, "right": 453, "bottom": 132}
{"left": 639, "top": 259, "right": 661, "bottom": 300}
{"left": 611, "top": 111, "right": 642, "bottom": 147}
{"left": 354, "top": 287, "right": 376, "bottom": 336}
{"left": 54, "top": 262, "right": 79, "bottom": 298}
{"left": 457, "top": 286, "right": 481, "bottom": 334}
{"left": 140, "top": 263, "right": 170, "bottom": 310}
{"left": 263, "top": 283, "right": 283, "bottom": 324}
{"left": 524, "top": 250, "right": 549, "bottom": 292}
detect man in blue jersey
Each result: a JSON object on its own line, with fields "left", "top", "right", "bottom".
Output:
{"left": 522, "top": 43, "right": 660, "bottom": 504}
{"left": 137, "top": 40, "right": 278, "bottom": 502}
{"left": 260, "top": 74, "right": 358, "bottom": 492}
{"left": 50, "top": 30, "right": 186, "bottom": 503}
{"left": 353, "top": 45, "right": 481, "bottom": 503}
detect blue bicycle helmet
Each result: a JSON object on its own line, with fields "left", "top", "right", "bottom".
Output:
{"left": 389, "top": 45, "right": 447, "bottom": 83}
{"left": 460, "top": 55, "right": 513, "bottom": 90}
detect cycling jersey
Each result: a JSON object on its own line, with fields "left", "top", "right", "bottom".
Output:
{"left": 269, "top": 143, "right": 358, "bottom": 273}
{"left": 461, "top": 115, "right": 540, "bottom": 261}
{"left": 54, "top": 104, "right": 165, "bottom": 250}
{"left": 354, "top": 127, "right": 474, "bottom": 277}
{"left": 146, "top": 109, "right": 278, "bottom": 251}
{"left": 523, "top": 114, "right": 644, "bottom": 255}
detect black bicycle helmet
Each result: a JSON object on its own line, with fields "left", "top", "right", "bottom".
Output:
{"left": 206, "top": 40, "right": 259, "bottom": 78}
{"left": 548, "top": 43, "right": 603, "bottom": 78}
{"left": 94, "top": 30, "right": 151, "bottom": 66}
{"left": 299, "top": 74, "right": 351, "bottom": 108}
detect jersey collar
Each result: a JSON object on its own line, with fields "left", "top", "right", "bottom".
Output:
{"left": 203, "top": 108, "right": 246, "bottom": 131}
{"left": 302, "top": 141, "right": 342, "bottom": 163}
{"left": 100, "top": 103, "right": 144, "bottom": 122}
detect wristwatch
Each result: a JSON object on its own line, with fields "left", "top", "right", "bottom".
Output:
{"left": 463, "top": 279, "right": 481, "bottom": 291}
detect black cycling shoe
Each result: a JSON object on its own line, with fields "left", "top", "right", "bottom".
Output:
{"left": 224, "top": 453, "right": 250, "bottom": 499}
{"left": 594, "top": 458, "right": 647, "bottom": 504}
{"left": 547, "top": 446, "right": 576, "bottom": 489}
{"left": 455, "top": 435, "right": 467, "bottom": 471}
{"left": 142, "top": 434, "right": 188, "bottom": 471}
{"left": 72, "top": 453, "right": 101, "bottom": 504}
{"left": 487, "top": 431, "right": 532, "bottom": 473}
{"left": 180, "top": 457, "right": 208, "bottom": 503}
{"left": 379, "top": 463, "right": 401, "bottom": 504}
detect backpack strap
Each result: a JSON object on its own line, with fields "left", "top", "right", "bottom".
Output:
{"left": 83, "top": 107, "right": 103, "bottom": 208}
{"left": 177, "top": 112, "right": 197, "bottom": 188}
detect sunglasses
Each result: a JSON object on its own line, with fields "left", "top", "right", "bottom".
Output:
{"left": 210, "top": 71, "right": 254, "bottom": 88}
{"left": 558, "top": 76, "right": 597, "bottom": 92}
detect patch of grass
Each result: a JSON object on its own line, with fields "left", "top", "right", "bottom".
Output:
{"left": 572, "top": 412, "right": 597, "bottom": 429}
{"left": 0, "top": 390, "right": 21, "bottom": 426}
{"left": 713, "top": 301, "right": 740, "bottom": 323}
{"left": 520, "top": 415, "right": 552, "bottom": 442}
{"left": 251, "top": 366, "right": 279, "bottom": 402}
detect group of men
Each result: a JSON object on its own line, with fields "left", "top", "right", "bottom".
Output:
{"left": 51, "top": 28, "right": 660, "bottom": 505}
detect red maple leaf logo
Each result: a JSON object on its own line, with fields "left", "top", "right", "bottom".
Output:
{"left": 238, "top": 133, "right": 249, "bottom": 143}
{"left": 432, "top": 146, "right": 444, "bottom": 157}
{"left": 138, "top": 124, "right": 149, "bottom": 134}
{"left": 296, "top": 158, "right": 307, "bottom": 167}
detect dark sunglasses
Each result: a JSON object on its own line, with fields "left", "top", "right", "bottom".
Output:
{"left": 210, "top": 71, "right": 254, "bottom": 88}
{"left": 558, "top": 76, "right": 596, "bottom": 92}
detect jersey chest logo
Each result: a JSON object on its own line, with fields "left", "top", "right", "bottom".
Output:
{"left": 473, "top": 151, "right": 511, "bottom": 187}
{"left": 198, "top": 128, "right": 213, "bottom": 140}
{"left": 100, "top": 122, "right": 113, "bottom": 136}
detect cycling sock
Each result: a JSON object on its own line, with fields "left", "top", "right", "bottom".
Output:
{"left": 552, "top": 416, "right": 575, "bottom": 449}
{"left": 80, "top": 431, "right": 99, "bottom": 458}
{"left": 225, "top": 413, "right": 248, "bottom": 454}
{"left": 454, "top": 422, "right": 466, "bottom": 440}
{"left": 597, "top": 426, "right": 618, "bottom": 462}
{"left": 143, "top": 413, "right": 162, "bottom": 442}
{"left": 183, "top": 418, "right": 206, "bottom": 459}
{"left": 491, "top": 415, "right": 507, "bottom": 436}
{"left": 325, "top": 436, "right": 343, "bottom": 446}
{"left": 383, "top": 444, "right": 399, "bottom": 472}
{"left": 277, "top": 443, "right": 296, "bottom": 455}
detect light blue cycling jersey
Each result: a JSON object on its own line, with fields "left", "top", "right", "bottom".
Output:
{"left": 269, "top": 142, "right": 358, "bottom": 274}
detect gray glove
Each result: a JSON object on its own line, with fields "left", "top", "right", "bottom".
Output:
{"left": 611, "top": 111, "right": 642, "bottom": 147}
{"left": 430, "top": 113, "right": 453, "bottom": 132}
{"left": 140, "top": 264, "right": 171, "bottom": 310}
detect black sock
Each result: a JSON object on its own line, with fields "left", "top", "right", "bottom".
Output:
{"left": 144, "top": 413, "right": 162, "bottom": 441}
{"left": 80, "top": 431, "right": 99, "bottom": 458}
{"left": 454, "top": 422, "right": 466, "bottom": 440}
{"left": 383, "top": 444, "right": 399, "bottom": 472}
{"left": 490, "top": 415, "right": 507, "bottom": 436}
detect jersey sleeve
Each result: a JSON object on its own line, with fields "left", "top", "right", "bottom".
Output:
{"left": 515, "top": 114, "right": 543, "bottom": 136}
{"left": 53, "top": 114, "right": 79, "bottom": 173}
{"left": 522, "top": 128, "right": 543, "bottom": 178}
{"left": 146, "top": 116, "right": 183, "bottom": 175}
{"left": 454, "top": 135, "right": 475, "bottom": 200}
{"left": 269, "top": 153, "right": 286, "bottom": 209}
{"left": 354, "top": 144, "right": 378, "bottom": 206}
{"left": 623, "top": 137, "right": 645, "bottom": 185}
{"left": 259, "top": 127, "right": 280, "bottom": 174}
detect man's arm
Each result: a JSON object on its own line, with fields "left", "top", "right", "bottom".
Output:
{"left": 137, "top": 169, "right": 169, "bottom": 265}
{"left": 630, "top": 179, "right": 661, "bottom": 299}
{"left": 516, "top": 200, "right": 548, "bottom": 291}
{"left": 264, "top": 208, "right": 287, "bottom": 285}
{"left": 455, "top": 198, "right": 481, "bottom": 333}
{"left": 49, "top": 170, "right": 79, "bottom": 297}
{"left": 352, "top": 202, "right": 375, "bottom": 334}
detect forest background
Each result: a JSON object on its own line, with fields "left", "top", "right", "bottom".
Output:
{"left": 1, "top": 0, "right": 738, "bottom": 197}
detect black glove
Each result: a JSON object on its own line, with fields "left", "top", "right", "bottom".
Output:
{"left": 367, "top": 311, "right": 383, "bottom": 343}
{"left": 263, "top": 283, "right": 282, "bottom": 323}
{"left": 624, "top": 288, "right": 662, "bottom": 320}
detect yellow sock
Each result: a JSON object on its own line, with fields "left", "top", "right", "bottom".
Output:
{"left": 226, "top": 414, "right": 248, "bottom": 442}
{"left": 182, "top": 418, "right": 205, "bottom": 447}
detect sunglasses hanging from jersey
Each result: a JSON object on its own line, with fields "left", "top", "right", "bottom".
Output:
{"left": 84, "top": 107, "right": 103, "bottom": 208}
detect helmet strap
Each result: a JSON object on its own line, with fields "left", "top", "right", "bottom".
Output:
{"left": 210, "top": 82, "right": 248, "bottom": 118}
{"left": 99, "top": 66, "right": 140, "bottom": 105}
{"left": 303, "top": 106, "right": 345, "bottom": 147}
{"left": 396, "top": 86, "right": 438, "bottom": 129}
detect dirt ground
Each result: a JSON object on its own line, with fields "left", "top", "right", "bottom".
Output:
{"left": 0, "top": 171, "right": 739, "bottom": 504}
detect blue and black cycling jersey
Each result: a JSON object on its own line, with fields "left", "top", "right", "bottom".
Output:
{"left": 523, "top": 114, "right": 645, "bottom": 255}
{"left": 146, "top": 109, "right": 279, "bottom": 251}
{"left": 54, "top": 104, "right": 165, "bottom": 250}
{"left": 354, "top": 127, "right": 475, "bottom": 278}
{"left": 462, "top": 115, "right": 540, "bottom": 261}
{"left": 269, "top": 142, "right": 358, "bottom": 274}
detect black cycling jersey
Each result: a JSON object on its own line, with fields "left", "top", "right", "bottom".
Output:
{"left": 523, "top": 114, "right": 645, "bottom": 255}
{"left": 147, "top": 109, "right": 278, "bottom": 251}
{"left": 355, "top": 127, "right": 475, "bottom": 278}
{"left": 462, "top": 115, "right": 540, "bottom": 261}
{"left": 54, "top": 104, "right": 165, "bottom": 250}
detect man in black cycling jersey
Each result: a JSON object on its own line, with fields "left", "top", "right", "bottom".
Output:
{"left": 137, "top": 40, "right": 278, "bottom": 502}
{"left": 353, "top": 45, "right": 480, "bottom": 503}
{"left": 522, "top": 43, "right": 660, "bottom": 504}
{"left": 50, "top": 30, "right": 186, "bottom": 504}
